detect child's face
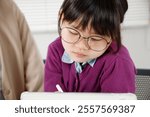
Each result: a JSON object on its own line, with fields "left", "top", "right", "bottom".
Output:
{"left": 60, "top": 21, "right": 112, "bottom": 63}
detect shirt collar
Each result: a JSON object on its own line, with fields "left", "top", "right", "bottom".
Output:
{"left": 61, "top": 51, "right": 96, "bottom": 67}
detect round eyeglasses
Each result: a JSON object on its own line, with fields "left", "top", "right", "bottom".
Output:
{"left": 60, "top": 27, "right": 111, "bottom": 51}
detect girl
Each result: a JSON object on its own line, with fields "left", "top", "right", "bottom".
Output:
{"left": 44, "top": 0, "right": 136, "bottom": 93}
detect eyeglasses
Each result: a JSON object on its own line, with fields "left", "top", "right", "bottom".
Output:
{"left": 60, "top": 27, "right": 111, "bottom": 51}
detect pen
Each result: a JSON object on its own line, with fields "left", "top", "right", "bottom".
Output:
{"left": 56, "top": 84, "right": 63, "bottom": 92}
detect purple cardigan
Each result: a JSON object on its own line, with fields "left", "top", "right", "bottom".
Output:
{"left": 44, "top": 37, "right": 136, "bottom": 93}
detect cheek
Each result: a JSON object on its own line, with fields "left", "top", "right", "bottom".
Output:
{"left": 62, "top": 40, "right": 72, "bottom": 51}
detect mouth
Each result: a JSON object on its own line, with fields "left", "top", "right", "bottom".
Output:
{"left": 73, "top": 52, "right": 87, "bottom": 58}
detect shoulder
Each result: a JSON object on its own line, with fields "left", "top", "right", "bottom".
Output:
{"left": 0, "top": 0, "right": 16, "bottom": 11}
{"left": 45, "top": 37, "right": 64, "bottom": 71}
{"left": 0, "top": 0, "right": 11, "bottom": 13}
{"left": 47, "top": 37, "right": 64, "bottom": 58}
{"left": 0, "top": 0, "right": 21, "bottom": 19}
{"left": 97, "top": 42, "right": 136, "bottom": 72}
{"left": 98, "top": 43, "right": 136, "bottom": 93}
{"left": 0, "top": 0, "right": 11, "bottom": 6}
{"left": 113, "top": 44, "right": 134, "bottom": 66}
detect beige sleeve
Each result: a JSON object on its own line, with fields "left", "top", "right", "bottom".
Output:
{"left": 12, "top": 0, "right": 44, "bottom": 91}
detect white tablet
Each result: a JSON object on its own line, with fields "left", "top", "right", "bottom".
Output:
{"left": 21, "top": 92, "right": 137, "bottom": 100}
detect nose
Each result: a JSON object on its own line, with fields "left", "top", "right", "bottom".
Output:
{"left": 74, "top": 37, "right": 89, "bottom": 50}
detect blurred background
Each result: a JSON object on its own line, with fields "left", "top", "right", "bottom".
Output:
{"left": 14, "top": 0, "right": 150, "bottom": 69}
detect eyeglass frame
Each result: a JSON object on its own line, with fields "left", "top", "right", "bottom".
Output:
{"left": 60, "top": 26, "right": 111, "bottom": 52}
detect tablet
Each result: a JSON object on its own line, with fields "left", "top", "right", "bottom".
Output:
{"left": 21, "top": 92, "right": 137, "bottom": 100}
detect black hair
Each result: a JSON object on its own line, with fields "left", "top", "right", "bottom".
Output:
{"left": 58, "top": 0, "right": 128, "bottom": 52}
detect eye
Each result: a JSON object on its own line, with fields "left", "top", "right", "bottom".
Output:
{"left": 90, "top": 37, "right": 102, "bottom": 41}
{"left": 68, "top": 29, "right": 79, "bottom": 35}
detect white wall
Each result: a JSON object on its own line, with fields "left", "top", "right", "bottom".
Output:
{"left": 33, "top": 31, "right": 58, "bottom": 59}
{"left": 122, "top": 26, "right": 150, "bottom": 69}
{"left": 33, "top": 25, "right": 150, "bottom": 69}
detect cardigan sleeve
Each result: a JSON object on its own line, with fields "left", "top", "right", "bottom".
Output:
{"left": 100, "top": 56, "right": 136, "bottom": 93}
{"left": 44, "top": 44, "right": 66, "bottom": 92}
{"left": 13, "top": 1, "right": 44, "bottom": 91}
